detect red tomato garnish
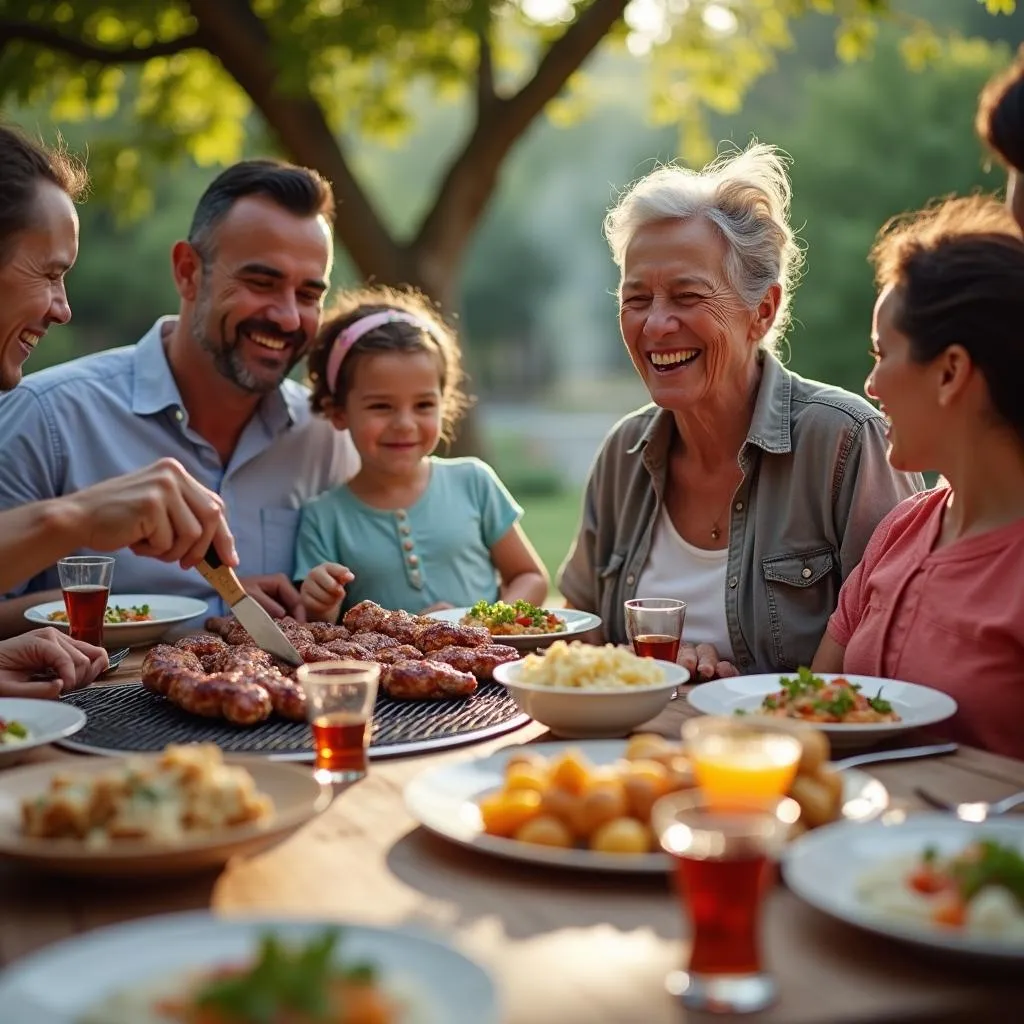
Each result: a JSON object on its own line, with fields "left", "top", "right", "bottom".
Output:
{"left": 515, "top": 615, "right": 533, "bottom": 627}
{"left": 908, "top": 866, "right": 951, "bottom": 895}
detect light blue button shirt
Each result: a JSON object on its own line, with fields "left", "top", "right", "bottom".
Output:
{"left": 0, "top": 317, "right": 358, "bottom": 619}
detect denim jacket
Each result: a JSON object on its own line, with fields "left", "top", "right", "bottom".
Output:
{"left": 557, "top": 353, "right": 925, "bottom": 673}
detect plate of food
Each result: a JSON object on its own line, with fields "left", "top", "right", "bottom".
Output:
{"left": 0, "top": 698, "right": 87, "bottom": 768}
{"left": 424, "top": 601, "right": 601, "bottom": 652}
{"left": 25, "top": 593, "right": 209, "bottom": 647}
{"left": 0, "top": 743, "right": 332, "bottom": 876}
{"left": 404, "top": 733, "right": 888, "bottom": 874}
{"left": 0, "top": 911, "right": 500, "bottom": 1023}
{"left": 687, "top": 668, "right": 958, "bottom": 749}
{"left": 783, "top": 815, "right": 1024, "bottom": 961}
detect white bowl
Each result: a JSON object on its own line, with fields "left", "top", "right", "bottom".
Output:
{"left": 491, "top": 659, "right": 688, "bottom": 738}
{"left": 24, "top": 594, "right": 209, "bottom": 648}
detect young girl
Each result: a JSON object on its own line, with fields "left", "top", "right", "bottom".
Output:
{"left": 295, "top": 286, "right": 549, "bottom": 622}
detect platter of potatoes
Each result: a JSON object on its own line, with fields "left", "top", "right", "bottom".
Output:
{"left": 403, "top": 728, "right": 890, "bottom": 873}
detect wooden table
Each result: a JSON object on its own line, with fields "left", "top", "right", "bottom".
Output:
{"left": 1, "top": 649, "right": 1022, "bottom": 1023}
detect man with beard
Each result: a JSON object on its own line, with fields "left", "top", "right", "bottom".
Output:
{"left": 0, "top": 159, "right": 357, "bottom": 636}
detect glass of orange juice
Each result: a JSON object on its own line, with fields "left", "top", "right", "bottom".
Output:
{"left": 683, "top": 717, "right": 802, "bottom": 809}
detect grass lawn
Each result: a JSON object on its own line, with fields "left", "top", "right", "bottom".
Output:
{"left": 520, "top": 488, "right": 583, "bottom": 599}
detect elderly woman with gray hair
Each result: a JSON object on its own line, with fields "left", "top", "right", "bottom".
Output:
{"left": 558, "top": 142, "right": 923, "bottom": 680}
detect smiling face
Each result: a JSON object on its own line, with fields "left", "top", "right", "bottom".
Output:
{"left": 176, "top": 195, "right": 333, "bottom": 394}
{"left": 330, "top": 350, "right": 443, "bottom": 479}
{"left": 0, "top": 179, "right": 78, "bottom": 391}
{"left": 618, "top": 216, "right": 772, "bottom": 409}
{"left": 865, "top": 286, "right": 943, "bottom": 473}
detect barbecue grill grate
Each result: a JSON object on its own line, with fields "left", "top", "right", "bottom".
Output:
{"left": 59, "top": 681, "right": 529, "bottom": 759}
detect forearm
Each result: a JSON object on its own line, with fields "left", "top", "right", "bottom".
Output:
{"left": 0, "top": 589, "right": 62, "bottom": 638}
{"left": 499, "top": 571, "right": 549, "bottom": 607}
{"left": 0, "top": 499, "right": 85, "bottom": 593}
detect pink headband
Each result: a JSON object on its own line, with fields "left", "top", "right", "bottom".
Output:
{"left": 325, "top": 310, "right": 435, "bottom": 394}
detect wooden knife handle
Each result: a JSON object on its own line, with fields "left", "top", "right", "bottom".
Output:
{"left": 197, "top": 543, "right": 247, "bottom": 606}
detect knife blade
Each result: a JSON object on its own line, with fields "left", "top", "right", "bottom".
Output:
{"left": 833, "top": 742, "right": 958, "bottom": 770}
{"left": 196, "top": 545, "right": 304, "bottom": 668}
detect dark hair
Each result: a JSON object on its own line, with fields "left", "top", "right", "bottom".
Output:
{"left": 977, "top": 46, "right": 1024, "bottom": 172}
{"left": 307, "top": 285, "right": 472, "bottom": 444}
{"left": 870, "top": 194, "right": 1024, "bottom": 443}
{"left": 187, "top": 158, "right": 335, "bottom": 259}
{"left": 0, "top": 125, "right": 88, "bottom": 265}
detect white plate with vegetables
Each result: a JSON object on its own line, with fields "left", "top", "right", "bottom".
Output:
{"left": 687, "top": 668, "right": 958, "bottom": 749}
{"left": 783, "top": 815, "right": 1024, "bottom": 961}
{"left": 425, "top": 601, "right": 601, "bottom": 652}
{"left": 0, "top": 698, "right": 86, "bottom": 768}
{"left": 0, "top": 911, "right": 500, "bottom": 1023}
{"left": 24, "top": 593, "right": 209, "bottom": 648}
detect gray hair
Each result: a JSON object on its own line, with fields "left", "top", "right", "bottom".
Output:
{"left": 603, "top": 142, "right": 803, "bottom": 354}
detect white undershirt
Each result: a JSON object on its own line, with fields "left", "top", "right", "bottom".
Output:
{"left": 635, "top": 507, "right": 735, "bottom": 662}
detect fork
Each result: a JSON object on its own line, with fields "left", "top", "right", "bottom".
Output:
{"left": 914, "top": 787, "right": 1024, "bottom": 822}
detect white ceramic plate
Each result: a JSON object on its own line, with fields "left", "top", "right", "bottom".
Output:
{"left": 0, "top": 755, "right": 332, "bottom": 877}
{"left": 687, "top": 673, "right": 958, "bottom": 750}
{"left": 24, "top": 593, "right": 209, "bottom": 648}
{"left": 0, "top": 698, "right": 86, "bottom": 768}
{"left": 493, "top": 658, "right": 687, "bottom": 739}
{"left": 404, "top": 739, "right": 889, "bottom": 875}
{"left": 0, "top": 911, "right": 500, "bottom": 1024}
{"left": 423, "top": 607, "right": 602, "bottom": 652}
{"left": 783, "top": 814, "right": 1024, "bottom": 962}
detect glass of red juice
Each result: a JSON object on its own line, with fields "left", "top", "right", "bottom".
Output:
{"left": 296, "top": 660, "right": 381, "bottom": 784}
{"left": 56, "top": 556, "right": 115, "bottom": 647}
{"left": 650, "top": 790, "right": 800, "bottom": 1014}
{"left": 624, "top": 598, "right": 686, "bottom": 663}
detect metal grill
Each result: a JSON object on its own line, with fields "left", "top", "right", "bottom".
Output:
{"left": 58, "top": 682, "right": 529, "bottom": 760}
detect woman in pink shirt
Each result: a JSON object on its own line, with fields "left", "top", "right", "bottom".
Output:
{"left": 812, "top": 195, "right": 1024, "bottom": 760}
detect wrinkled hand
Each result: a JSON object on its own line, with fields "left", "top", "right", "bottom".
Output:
{"left": 420, "top": 602, "right": 454, "bottom": 614}
{"left": 299, "top": 562, "right": 354, "bottom": 622}
{"left": 73, "top": 458, "right": 237, "bottom": 570}
{"left": 0, "top": 628, "right": 108, "bottom": 698}
{"left": 678, "top": 641, "right": 740, "bottom": 682}
{"left": 242, "top": 573, "right": 307, "bottom": 621}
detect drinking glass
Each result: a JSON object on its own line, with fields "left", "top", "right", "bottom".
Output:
{"left": 56, "top": 556, "right": 115, "bottom": 647}
{"left": 683, "top": 716, "right": 803, "bottom": 810}
{"left": 651, "top": 790, "right": 800, "bottom": 1014}
{"left": 297, "top": 660, "right": 381, "bottom": 784}
{"left": 624, "top": 598, "right": 686, "bottom": 662}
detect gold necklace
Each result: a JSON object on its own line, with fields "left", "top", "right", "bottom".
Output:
{"left": 709, "top": 492, "right": 736, "bottom": 541}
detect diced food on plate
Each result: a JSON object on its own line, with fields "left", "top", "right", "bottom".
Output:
{"left": 858, "top": 839, "right": 1024, "bottom": 940}
{"left": 0, "top": 718, "right": 29, "bottom": 746}
{"left": 478, "top": 726, "right": 845, "bottom": 856}
{"left": 750, "top": 666, "right": 901, "bottom": 724}
{"left": 516, "top": 640, "right": 666, "bottom": 690}
{"left": 20, "top": 744, "right": 273, "bottom": 846}
{"left": 461, "top": 599, "right": 567, "bottom": 636}
{"left": 78, "top": 928, "right": 407, "bottom": 1024}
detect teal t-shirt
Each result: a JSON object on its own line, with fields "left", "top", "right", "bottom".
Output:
{"left": 294, "top": 457, "right": 522, "bottom": 614}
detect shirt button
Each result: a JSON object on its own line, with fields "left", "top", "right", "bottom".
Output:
{"left": 407, "top": 554, "right": 419, "bottom": 566}
{"left": 734, "top": 501, "right": 744, "bottom": 512}
{"left": 399, "top": 524, "right": 411, "bottom": 536}
{"left": 402, "top": 540, "right": 414, "bottom": 552}
{"left": 801, "top": 567, "right": 812, "bottom": 579}
{"left": 626, "top": 574, "right": 635, "bottom": 585}
{"left": 395, "top": 509, "right": 408, "bottom": 521}
{"left": 174, "top": 409, "right": 184, "bottom": 422}
{"left": 728, "top": 576, "right": 738, "bottom": 589}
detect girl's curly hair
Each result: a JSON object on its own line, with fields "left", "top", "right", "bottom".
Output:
{"left": 307, "top": 285, "right": 472, "bottom": 444}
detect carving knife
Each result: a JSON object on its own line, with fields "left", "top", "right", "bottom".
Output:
{"left": 196, "top": 544, "right": 304, "bottom": 668}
